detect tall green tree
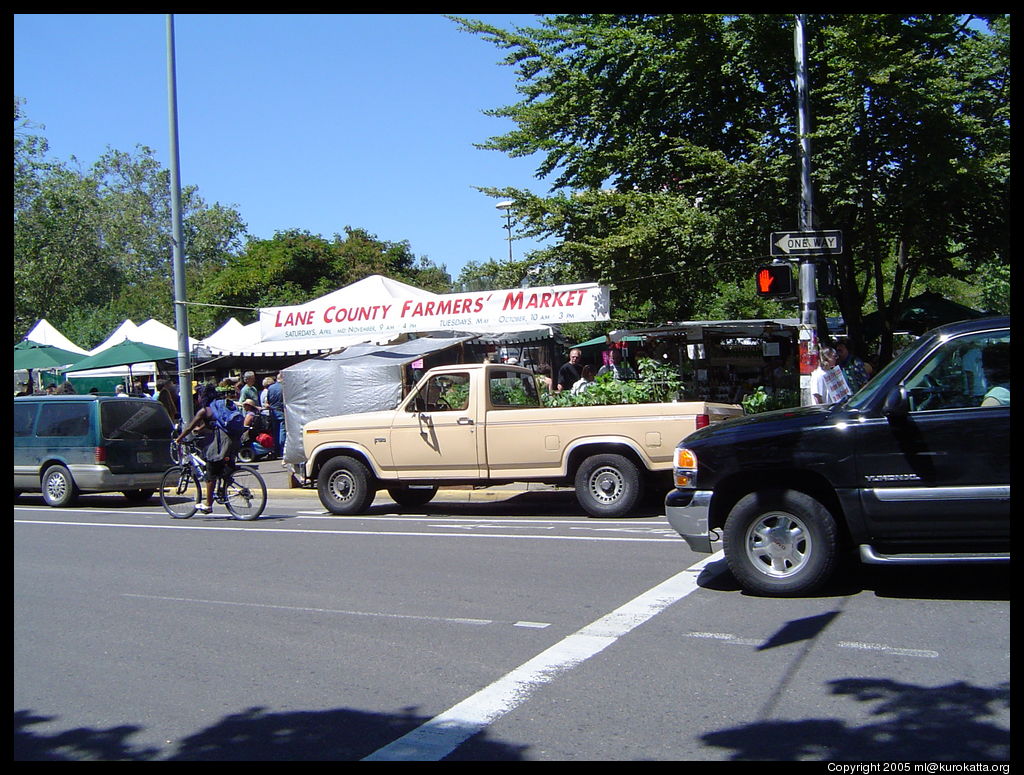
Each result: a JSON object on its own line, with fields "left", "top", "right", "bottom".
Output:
{"left": 454, "top": 14, "right": 1009, "bottom": 361}
{"left": 14, "top": 100, "right": 248, "bottom": 347}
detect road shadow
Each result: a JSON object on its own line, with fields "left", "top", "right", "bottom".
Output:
{"left": 14, "top": 704, "right": 527, "bottom": 761}
{"left": 373, "top": 490, "right": 665, "bottom": 519}
{"left": 695, "top": 554, "right": 1011, "bottom": 602}
{"left": 700, "top": 677, "right": 1010, "bottom": 761}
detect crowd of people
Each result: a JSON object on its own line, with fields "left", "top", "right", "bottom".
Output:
{"left": 191, "top": 370, "right": 287, "bottom": 459}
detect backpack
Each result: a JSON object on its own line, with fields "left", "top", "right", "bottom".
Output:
{"left": 209, "top": 399, "right": 247, "bottom": 440}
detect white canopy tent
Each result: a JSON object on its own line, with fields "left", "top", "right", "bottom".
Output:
{"left": 24, "top": 319, "right": 89, "bottom": 354}
{"left": 248, "top": 274, "right": 609, "bottom": 355}
{"left": 200, "top": 275, "right": 439, "bottom": 357}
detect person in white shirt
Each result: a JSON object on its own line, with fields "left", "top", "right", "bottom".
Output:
{"left": 810, "top": 346, "right": 852, "bottom": 404}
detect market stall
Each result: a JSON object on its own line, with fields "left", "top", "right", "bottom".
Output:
{"left": 607, "top": 319, "right": 802, "bottom": 403}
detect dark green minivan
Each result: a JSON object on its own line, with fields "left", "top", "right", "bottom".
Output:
{"left": 14, "top": 395, "right": 175, "bottom": 506}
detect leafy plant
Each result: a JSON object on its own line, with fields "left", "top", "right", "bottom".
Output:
{"left": 543, "top": 357, "right": 684, "bottom": 407}
{"left": 741, "top": 386, "right": 801, "bottom": 414}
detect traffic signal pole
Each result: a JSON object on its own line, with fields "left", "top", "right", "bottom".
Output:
{"left": 794, "top": 14, "right": 819, "bottom": 406}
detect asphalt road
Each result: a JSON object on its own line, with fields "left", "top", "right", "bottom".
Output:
{"left": 14, "top": 488, "right": 1011, "bottom": 762}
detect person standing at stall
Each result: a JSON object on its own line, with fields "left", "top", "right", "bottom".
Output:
{"left": 266, "top": 371, "right": 287, "bottom": 454}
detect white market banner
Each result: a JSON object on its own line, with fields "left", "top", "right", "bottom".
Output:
{"left": 258, "top": 283, "right": 610, "bottom": 344}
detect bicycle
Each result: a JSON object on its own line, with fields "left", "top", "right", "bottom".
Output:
{"left": 159, "top": 436, "right": 267, "bottom": 520}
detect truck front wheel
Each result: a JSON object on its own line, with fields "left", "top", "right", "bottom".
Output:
{"left": 575, "top": 453, "right": 642, "bottom": 518}
{"left": 318, "top": 457, "right": 376, "bottom": 515}
{"left": 722, "top": 489, "right": 839, "bottom": 596}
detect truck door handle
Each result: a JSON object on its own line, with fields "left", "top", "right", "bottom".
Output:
{"left": 457, "top": 416, "right": 474, "bottom": 425}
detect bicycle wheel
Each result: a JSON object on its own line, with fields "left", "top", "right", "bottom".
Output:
{"left": 221, "top": 466, "right": 267, "bottom": 520}
{"left": 160, "top": 465, "right": 200, "bottom": 519}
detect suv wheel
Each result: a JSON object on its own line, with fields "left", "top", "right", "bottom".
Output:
{"left": 723, "top": 489, "right": 838, "bottom": 596}
{"left": 42, "top": 465, "right": 78, "bottom": 508}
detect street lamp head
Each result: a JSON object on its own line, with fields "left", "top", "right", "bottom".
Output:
{"left": 496, "top": 200, "right": 513, "bottom": 211}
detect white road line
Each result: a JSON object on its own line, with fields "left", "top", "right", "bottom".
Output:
{"left": 362, "top": 551, "right": 726, "bottom": 762}
{"left": 683, "top": 632, "right": 939, "bottom": 658}
{"left": 14, "top": 519, "right": 681, "bottom": 543}
{"left": 121, "top": 594, "right": 496, "bottom": 627}
{"left": 837, "top": 641, "right": 939, "bottom": 659}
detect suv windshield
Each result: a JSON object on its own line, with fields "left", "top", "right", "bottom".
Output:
{"left": 101, "top": 400, "right": 173, "bottom": 440}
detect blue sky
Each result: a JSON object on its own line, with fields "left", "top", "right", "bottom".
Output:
{"left": 14, "top": 13, "right": 551, "bottom": 282}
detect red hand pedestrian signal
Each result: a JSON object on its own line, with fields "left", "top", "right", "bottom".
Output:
{"left": 755, "top": 265, "right": 793, "bottom": 298}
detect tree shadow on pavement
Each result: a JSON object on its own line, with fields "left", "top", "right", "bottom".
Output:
{"left": 14, "top": 704, "right": 527, "bottom": 761}
{"left": 700, "top": 677, "right": 1010, "bottom": 761}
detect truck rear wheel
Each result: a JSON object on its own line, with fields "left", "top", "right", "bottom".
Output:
{"left": 722, "top": 489, "right": 839, "bottom": 596}
{"left": 575, "top": 453, "right": 642, "bottom": 518}
{"left": 318, "top": 457, "right": 376, "bottom": 515}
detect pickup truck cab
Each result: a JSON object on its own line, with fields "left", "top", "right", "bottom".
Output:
{"left": 666, "top": 317, "right": 1010, "bottom": 596}
{"left": 299, "top": 363, "right": 741, "bottom": 517}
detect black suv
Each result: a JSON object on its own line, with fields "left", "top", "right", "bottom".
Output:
{"left": 666, "top": 317, "right": 1010, "bottom": 596}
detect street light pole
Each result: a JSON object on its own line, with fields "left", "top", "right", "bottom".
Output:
{"left": 166, "top": 14, "right": 193, "bottom": 424}
{"left": 496, "top": 200, "right": 514, "bottom": 263}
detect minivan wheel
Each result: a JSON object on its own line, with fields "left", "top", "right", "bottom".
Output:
{"left": 42, "top": 465, "right": 78, "bottom": 508}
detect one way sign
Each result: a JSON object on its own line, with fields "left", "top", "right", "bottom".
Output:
{"left": 770, "top": 230, "right": 843, "bottom": 257}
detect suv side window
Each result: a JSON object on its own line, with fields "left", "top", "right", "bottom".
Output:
{"left": 903, "top": 330, "right": 1010, "bottom": 412}
{"left": 36, "top": 402, "right": 91, "bottom": 437}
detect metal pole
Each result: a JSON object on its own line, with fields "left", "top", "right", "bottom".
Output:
{"left": 794, "top": 13, "right": 819, "bottom": 406}
{"left": 167, "top": 14, "right": 193, "bottom": 424}
{"left": 496, "top": 200, "right": 513, "bottom": 263}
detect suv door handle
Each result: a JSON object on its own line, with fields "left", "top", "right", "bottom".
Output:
{"left": 457, "top": 416, "right": 474, "bottom": 425}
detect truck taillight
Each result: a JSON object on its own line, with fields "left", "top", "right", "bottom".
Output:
{"left": 695, "top": 414, "right": 709, "bottom": 429}
{"left": 94, "top": 446, "right": 107, "bottom": 463}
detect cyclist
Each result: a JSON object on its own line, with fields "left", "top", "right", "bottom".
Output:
{"left": 174, "top": 383, "right": 247, "bottom": 513}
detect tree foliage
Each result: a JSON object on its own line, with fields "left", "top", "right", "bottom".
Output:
{"left": 453, "top": 14, "right": 1009, "bottom": 361}
{"left": 14, "top": 99, "right": 247, "bottom": 347}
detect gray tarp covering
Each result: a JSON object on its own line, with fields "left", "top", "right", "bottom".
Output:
{"left": 280, "top": 336, "right": 474, "bottom": 464}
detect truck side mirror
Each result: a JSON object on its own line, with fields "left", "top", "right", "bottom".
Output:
{"left": 882, "top": 386, "right": 910, "bottom": 421}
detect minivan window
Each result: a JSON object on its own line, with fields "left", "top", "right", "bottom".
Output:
{"left": 101, "top": 400, "right": 173, "bottom": 440}
{"left": 14, "top": 404, "right": 36, "bottom": 437}
{"left": 37, "top": 403, "right": 90, "bottom": 437}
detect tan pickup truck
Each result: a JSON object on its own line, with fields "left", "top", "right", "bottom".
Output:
{"left": 298, "top": 363, "right": 741, "bottom": 517}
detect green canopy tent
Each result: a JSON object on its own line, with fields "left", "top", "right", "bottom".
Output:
{"left": 14, "top": 340, "right": 84, "bottom": 371}
{"left": 62, "top": 340, "right": 180, "bottom": 387}
{"left": 862, "top": 291, "right": 986, "bottom": 339}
